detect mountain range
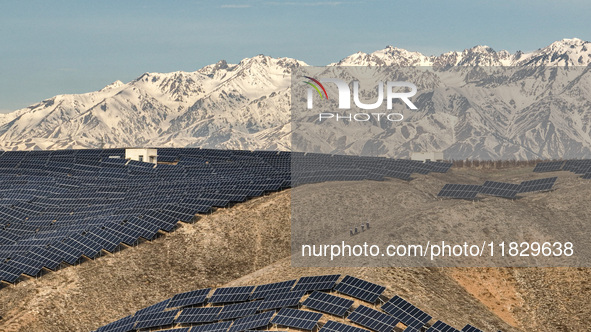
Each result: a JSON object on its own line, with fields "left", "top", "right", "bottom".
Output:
{"left": 1, "top": 38, "right": 591, "bottom": 160}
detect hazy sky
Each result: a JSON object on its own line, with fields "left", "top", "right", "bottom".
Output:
{"left": 1, "top": 0, "right": 589, "bottom": 112}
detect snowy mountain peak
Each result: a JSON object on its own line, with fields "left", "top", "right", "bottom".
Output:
{"left": 100, "top": 80, "right": 125, "bottom": 92}
{"left": 517, "top": 37, "right": 591, "bottom": 66}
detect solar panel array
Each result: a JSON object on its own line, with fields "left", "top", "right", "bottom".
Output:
{"left": 209, "top": 286, "right": 256, "bottom": 304}
{"left": 461, "top": 324, "right": 484, "bottom": 332}
{"left": 437, "top": 184, "right": 482, "bottom": 200}
{"left": 167, "top": 288, "right": 211, "bottom": 309}
{"left": 271, "top": 308, "right": 323, "bottom": 330}
{"left": 427, "top": 321, "right": 461, "bottom": 332}
{"left": 320, "top": 320, "right": 370, "bottom": 332}
{"left": 258, "top": 290, "right": 305, "bottom": 311}
{"left": 333, "top": 275, "right": 386, "bottom": 303}
{"left": 381, "top": 295, "right": 432, "bottom": 332}
{"left": 480, "top": 181, "right": 522, "bottom": 199}
{"left": 176, "top": 307, "right": 223, "bottom": 324}
{"left": 250, "top": 280, "right": 297, "bottom": 300}
{"left": 228, "top": 311, "right": 274, "bottom": 332}
{"left": 438, "top": 178, "right": 557, "bottom": 200}
{"left": 533, "top": 161, "right": 564, "bottom": 173}
{"left": 302, "top": 291, "right": 354, "bottom": 317}
{"left": 292, "top": 154, "right": 452, "bottom": 184}
{"left": 562, "top": 160, "right": 591, "bottom": 174}
{"left": 292, "top": 274, "right": 341, "bottom": 292}
{"left": 0, "top": 148, "right": 452, "bottom": 284}
{"left": 217, "top": 301, "right": 262, "bottom": 321}
{"left": 518, "top": 177, "right": 557, "bottom": 193}
{"left": 533, "top": 159, "right": 591, "bottom": 180}
{"left": 347, "top": 305, "right": 400, "bottom": 332}
{"left": 94, "top": 275, "right": 489, "bottom": 332}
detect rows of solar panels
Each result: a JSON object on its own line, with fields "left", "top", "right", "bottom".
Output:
{"left": 291, "top": 153, "right": 452, "bottom": 183}
{"left": 534, "top": 159, "right": 591, "bottom": 179}
{"left": 0, "top": 149, "right": 452, "bottom": 284}
{"left": 94, "top": 274, "right": 487, "bottom": 332}
{"left": 438, "top": 159, "right": 591, "bottom": 200}
{"left": 437, "top": 177, "right": 557, "bottom": 199}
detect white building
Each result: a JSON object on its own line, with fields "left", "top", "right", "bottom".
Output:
{"left": 410, "top": 151, "right": 444, "bottom": 162}
{"left": 125, "top": 148, "right": 158, "bottom": 164}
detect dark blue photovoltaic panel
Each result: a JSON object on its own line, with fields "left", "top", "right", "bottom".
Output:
{"left": 293, "top": 274, "right": 340, "bottom": 292}
{"left": 135, "top": 298, "right": 171, "bottom": 316}
{"left": 155, "top": 328, "right": 191, "bottom": 332}
{"left": 461, "top": 325, "right": 483, "bottom": 332}
{"left": 518, "top": 177, "right": 557, "bottom": 193}
{"left": 209, "top": 286, "right": 255, "bottom": 304}
{"left": 166, "top": 288, "right": 210, "bottom": 308}
{"left": 249, "top": 279, "right": 297, "bottom": 300}
{"left": 257, "top": 290, "right": 305, "bottom": 311}
{"left": 437, "top": 184, "right": 481, "bottom": 200}
{"left": 216, "top": 300, "right": 262, "bottom": 321}
{"left": 347, "top": 305, "right": 400, "bottom": 332}
{"left": 191, "top": 321, "right": 232, "bottom": 332}
{"left": 533, "top": 161, "right": 564, "bottom": 173}
{"left": 320, "top": 320, "right": 370, "bottom": 332}
{"left": 302, "top": 291, "right": 353, "bottom": 317}
{"left": 381, "top": 296, "right": 431, "bottom": 331}
{"left": 480, "top": 181, "right": 521, "bottom": 199}
{"left": 175, "top": 307, "right": 222, "bottom": 324}
{"left": 95, "top": 315, "right": 135, "bottom": 332}
{"left": 334, "top": 275, "right": 385, "bottom": 303}
{"left": 133, "top": 309, "right": 179, "bottom": 330}
{"left": 227, "top": 311, "right": 275, "bottom": 332}
{"left": 426, "top": 321, "right": 460, "bottom": 332}
{"left": 271, "top": 308, "right": 323, "bottom": 331}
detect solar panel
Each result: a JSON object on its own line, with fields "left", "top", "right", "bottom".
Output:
{"left": 425, "top": 162, "right": 453, "bottom": 173}
{"left": 191, "top": 321, "right": 233, "bottom": 332}
{"left": 347, "top": 305, "right": 400, "bottom": 332}
{"left": 135, "top": 298, "right": 171, "bottom": 315}
{"left": 155, "top": 328, "right": 191, "bottom": 332}
{"left": 258, "top": 290, "right": 306, "bottom": 311}
{"left": 302, "top": 291, "right": 354, "bottom": 317}
{"left": 381, "top": 296, "right": 431, "bottom": 332}
{"left": 250, "top": 279, "right": 297, "bottom": 300}
{"left": 227, "top": 310, "right": 275, "bottom": 332}
{"left": 426, "top": 321, "right": 460, "bottom": 332}
{"left": 533, "top": 161, "right": 564, "bottom": 173}
{"left": 320, "top": 320, "right": 370, "bottom": 332}
{"left": 166, "top": 288, "right": 210, "bottom": 308}
{"left": 133, "top": 309, "right": 179, "bottom": 330}
{"left": 461, "top": 324, "right": 483, "bottom": 332}
{"left": 563, "top": 159, "right": 591, "bottom": 174}
{"left": 480, "top": 181, "right": 521, "bottom": 199}
{"left": 271, "top": 308, "right": 323, "bottom": 331}
{"left": 293, "top": 274, "right": 341, "bottom": 292}
{"left": 217, "top": 300, "right": 262, "bottom": 321}
{"left": 95, "top": 315, "right": 135, "bottom": 332}
{"left": 437, "top": 184, "right": 481, "bottom": 200}
{"left": 518, "top": 177, "right": 557, "bottom": 193}
{"left": 175, "top": 306, "right": 222, "bottom": 324}
{"left": 334, "top": 275, "right": 386, "bottom": 303}
{"left": 209, "top": 286, "right": 255, "bottom": 304}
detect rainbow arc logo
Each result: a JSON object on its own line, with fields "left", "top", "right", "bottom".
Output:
{"left": 303, "top": 76, "right": 328, "bottom": 100}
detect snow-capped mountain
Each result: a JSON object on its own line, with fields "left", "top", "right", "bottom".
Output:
{"left": 1, "top": 38, "right": 591, "bottom": 160}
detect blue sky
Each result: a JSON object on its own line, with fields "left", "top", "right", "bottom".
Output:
{"left": 0, "top": 0, "right": 589, "bottom": 113}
